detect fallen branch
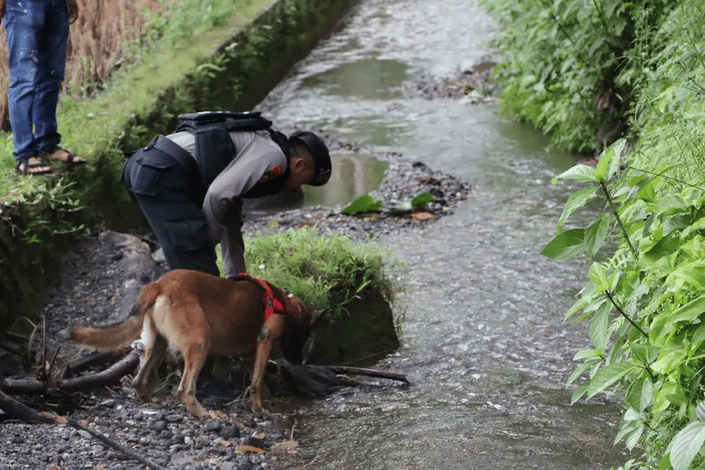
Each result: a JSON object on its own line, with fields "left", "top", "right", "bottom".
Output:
{"left": 321, "top": 365, "right": 409, "bottom": 384}
{"left": 66, "top": 417, "right": 167, "bottom": 470}
{"left": 1, "top": 349, "right": 139, "bottom": 395}
{"left": 0, "top": 389, "right": 55, "bottom": 424}
{"left": 67, "top": 351, "right": 116, "bottom": 377}
{"left": 61, "top": 349, "right": 139, "bottom": 392}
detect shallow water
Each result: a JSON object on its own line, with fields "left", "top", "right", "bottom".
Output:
{"left": 258, "top": 0, "right": 626, "bottom": 468}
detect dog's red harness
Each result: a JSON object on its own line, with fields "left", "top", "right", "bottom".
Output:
{"left": 235, "top": 273, "right": 299, "bottom": 320}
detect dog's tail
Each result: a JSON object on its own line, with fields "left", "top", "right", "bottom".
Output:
{"left": 69, "top": 283, "right": 159, "bottom": 351}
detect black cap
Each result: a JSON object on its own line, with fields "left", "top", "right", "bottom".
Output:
{"left": 290, "top": 131, "right": 332, "bottom": 186}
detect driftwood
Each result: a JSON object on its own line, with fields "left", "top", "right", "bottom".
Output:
{"left": 322, "top": 365, "right": 410, "bottom": 384}
{"left": 0, "top": 389, "right": 56, "bottom": 424}
{"left": 66, "top": 417, "right": 167, "bottom": 470}
{"left": 0, "top": 349, "right": 139, "bottom": 395}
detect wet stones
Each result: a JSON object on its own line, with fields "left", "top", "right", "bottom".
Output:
{"left": 242, "top": 150, "right": 471, "bottom": 242}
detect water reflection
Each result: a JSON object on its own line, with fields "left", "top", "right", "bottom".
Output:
{"left": 302, "top": 59, "right": 409, "bottom": 100}
{"left": 303, "top": 153, "right": 389, "bottom": 207}
{"left": 243, "top": 153, "right": 388, "bottom": 217}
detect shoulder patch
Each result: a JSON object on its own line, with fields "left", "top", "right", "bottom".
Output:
{"left": 259, "top": 164, "right": 283, "bottom": 183}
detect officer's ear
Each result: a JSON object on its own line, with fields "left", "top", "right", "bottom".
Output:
{"left": 291, "top": 152, "right": 314, "bottom": 171}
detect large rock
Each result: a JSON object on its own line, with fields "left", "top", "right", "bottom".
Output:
{"left": 311, "top": 290, "right": 400, "bottom": 366}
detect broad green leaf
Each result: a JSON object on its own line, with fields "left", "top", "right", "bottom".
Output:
{"left": 411, "top": 192, "right": 435, "bottom": 207}
{"left": 666, "top": 263, "right": 705, "bottom": 291}
{"left": 584, "top": 214, "right": 611, "bottom": 256}
{"left": 341, "top": 194, "right": 383, "bottom": 215}
{"left": 571, "top": 380, "right": 590, "bottom": 405}
{"left": 625, "top": 378, "right": 654, "bottom": 412}
{"left": 668, "top": 421, "right": 705, "bottom": 470}
{"left": 605, "top": 138, "right": 626, "bottom": 182}
{"left": 650, "top": 295, "right": 705, "bottom": 342}
{"left": 655, "top": 381, "right": 679, "bottom": 413}
{"left": 640, "top": 235, "right": 680, "bottom": 269}
{"left": 588, "top": 262, "right": 609, "bottom": 291}
{"left": 593, "top": 139, "right": 616, "bottom": 183}
{"left": 551, "top": 164, "right": 598, "bottom": 185}
{"left": 573, "top": 347, "right": 603, "bottom": 361}
{"left": 586, "top": 362, "right": 637, "bottom": 399}
{"left": 592, "top": 138, "right": 625, "bottom": 183}
{"left": 567, "top": 361, "right": 594, "bottom": 386}
{"left": 655, "top": 194, "right": 689, "bottom": 216}
{"left": 556, "top": 186, "right": 598, "bottom": 229}
{"left": 659, "top": 453, "right": 671, "bottom": 470}
{"left": 541, "top": 228, "right": 586, "bottom": 260}
{"left": 651, "top": 349, "right": 685, "bottom": 375}
{"left": 589, "top": 301, "right": 611, "bottom": 350}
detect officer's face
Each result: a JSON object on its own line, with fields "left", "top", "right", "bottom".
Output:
{"left": 281, "top": 154, "right": 315, "bottom": 192}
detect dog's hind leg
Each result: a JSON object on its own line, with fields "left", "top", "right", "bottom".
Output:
{"left": 132, "top": 320, "right": 167, "bottom": 403}
{"left": 177, "top": 339, "right": 210, "bottom": 420}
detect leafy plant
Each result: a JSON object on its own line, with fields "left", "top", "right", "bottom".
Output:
{"left": 342, "top": 192, "right": 435, "bottom": 215}
{"left": 544, "top": 139, "right": 705, "bottom": 469}
{"left": 482, "top": 0, "right": 676, "bottom": 153}
{"left": 341, "top": 194, "right": 383, "bottom": 215}
{"left": 1, "top": 179, "right": 85, "bottom": 244}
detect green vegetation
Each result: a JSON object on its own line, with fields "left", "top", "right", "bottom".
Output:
{"left": 483, "top": 0, "right": 674, "bottom": 154}
{"left": 341, "top": 192, "right": 435, "bottom": 215}
{"left": 485, "top": 0, "right": 705, "bottom": 468}
{"left": 241, "top": 227, "right": 397, "bottom": 321}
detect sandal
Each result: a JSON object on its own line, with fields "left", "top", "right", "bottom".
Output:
{"left": 16, "top": 156, "right": 52, "bottom": 175}
{"left": 44, "top": 146, "right": 86, "bottom": 166}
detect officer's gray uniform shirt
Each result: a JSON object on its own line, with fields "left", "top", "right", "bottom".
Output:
{"left": 167, "top": 130, "right": 288, "bottom": 277}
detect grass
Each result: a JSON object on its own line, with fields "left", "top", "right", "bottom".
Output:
{"left": 233, "top": 227, "right": 399, "bottom": 320}
{"left": 0, "top": 0, "right": 266, "bottom": 201}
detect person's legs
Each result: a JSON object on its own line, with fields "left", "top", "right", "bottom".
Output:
{"left": 123, "top": 150, "right": 220, "bottom": 277}
{"left": 34, "top": 0, "right": 69, "bottom": 155}
{"left": 3, "top": 0, "right": 46, "bottom": 162}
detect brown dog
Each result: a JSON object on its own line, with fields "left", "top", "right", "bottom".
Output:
{"left": 69, "top": 269, "right": 326, "bottom": 419}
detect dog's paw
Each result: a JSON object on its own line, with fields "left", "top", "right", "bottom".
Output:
{"left": 210, "top": 410, "right": 229, "bottom": 420}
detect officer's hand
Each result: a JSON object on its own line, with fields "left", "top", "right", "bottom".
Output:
{"left": 68, "top": 0, "right": 78, "bottom": 24}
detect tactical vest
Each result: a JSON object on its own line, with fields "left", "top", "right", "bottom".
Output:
{"left": 174, "top": 111, "right": 291, "bottom": 197}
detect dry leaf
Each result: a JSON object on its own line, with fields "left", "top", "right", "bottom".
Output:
{"left": 236, "top": 444, "right": 265, "bottom": 454}
{"left": 411, "top": 211, "right": 434, "bottom": 221}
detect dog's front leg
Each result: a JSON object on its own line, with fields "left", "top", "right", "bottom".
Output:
{"left": 250, "top": 327, "right": 274, "bottom": 413}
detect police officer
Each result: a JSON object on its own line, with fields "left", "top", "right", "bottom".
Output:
{"left": 122, "top": 113, "right": 332, "bottom": 278}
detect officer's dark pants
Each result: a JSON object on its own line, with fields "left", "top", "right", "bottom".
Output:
{"left": 122, "top": 136, "right": 219, "bottom": 277}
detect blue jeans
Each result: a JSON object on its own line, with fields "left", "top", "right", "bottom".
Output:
{"left": 3, "top": 0, "right": 69, "bottom": 161}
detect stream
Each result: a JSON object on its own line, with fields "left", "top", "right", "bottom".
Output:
{"left": 258, "top": 0, "right": 627, "bottom": 468}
